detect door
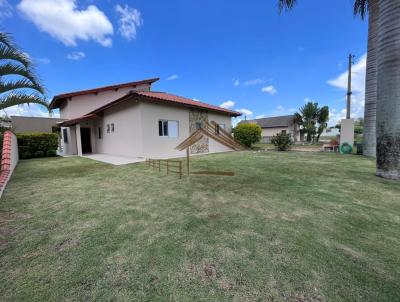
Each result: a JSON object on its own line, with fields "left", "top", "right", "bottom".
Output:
{"left": 80, "top": 127, "right": 92, "bottom": 154}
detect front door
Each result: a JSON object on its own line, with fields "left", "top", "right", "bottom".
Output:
{"left": 80, "top": 128, "right": 92, "bottom": 154}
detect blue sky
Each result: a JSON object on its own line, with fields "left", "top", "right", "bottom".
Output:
{"left": 1, "top": 0, "right": 368, "bottom": 125}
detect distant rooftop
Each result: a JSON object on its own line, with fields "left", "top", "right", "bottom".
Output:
{"left": 242, "top": 115, "right": 295, "bottom": 128}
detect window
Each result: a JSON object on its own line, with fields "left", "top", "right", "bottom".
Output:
{"left": 107, "top": 124, "right": 110, "bottom": 133}
{"left": 219, "top": 124, "right": 226, "bottom": 130}
{"left": 111, "top": 123, "right": 115, "bottom": 132}
{"left": 63, "top": 128, "right": 68, "bottom": 143}
{"left": 195, "top": 122, "right": 202, "bottom": 130}
{"left": 158, "top": 120, "right": 179, "bottom": 137}
{"left": 98, "top": 127, "right": 102, "bottom": 139}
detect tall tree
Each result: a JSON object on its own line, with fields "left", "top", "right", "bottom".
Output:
{"left": 376, "top": 1, "right": 400, "bottom": 179}
{"left": 356, "top": 0, "right": 379, "bottom": 158}
{"left": 0, "top": 32, "right": 48, "bottom": 111}
{"left": 295, "top": 102, "right": 329, "bottom": 142}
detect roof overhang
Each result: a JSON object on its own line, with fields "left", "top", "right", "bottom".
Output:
{"left": 49, "top": 77, "right": 160, "bottom": 110}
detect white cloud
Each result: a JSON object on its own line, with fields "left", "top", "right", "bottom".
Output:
{"left": 233, "top": 79, "right": 240, "bottom": 87}
{"left": 327, "top": 53, "right": 366, "bottom": 125}
{"left": 17, "top": 0, "right": 113, "bottom": 47}
{"left": 328, "top": 54, "right": 366, "bottom": 93}
{"left": 67, "top": 51, "right": 85, "bottom": 60}
{"left": 244, "top": 78, "right": 264, "bottom": 86}
{"left": 237, "top": 108, "right": 253, "bottom": 116}
{"left": 166, "top": 75, "right": 179, "bottom": 81}
{"left": 219, "top": 100, "right": 235, "bottom": 109}
{"left": 277, "top": 105, "right": 284, "bottom": 111}
{"left": 115, "top": 4, "right": 143, "bottom": 41}
{"left": 2, "top": 104, "right": 58, "bottom": 118}
{"left": 255, "top": 114, "right": 265, "bottom": 119}
{"left": 0, "top": 0, "right": 12, "bottom": 20}
{"left": 261, "top": 85, "right": 277, "bottom": 95}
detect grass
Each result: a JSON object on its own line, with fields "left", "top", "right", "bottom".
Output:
{"left": 0, "top": 151, "right": 399, "bottom": 301}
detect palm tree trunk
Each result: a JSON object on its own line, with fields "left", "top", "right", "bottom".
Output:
{"left": 363, "top": 0, "right": 379, "bottom": 157}
{"left": 376, "top": 0, "right": 400, "bottom": 179}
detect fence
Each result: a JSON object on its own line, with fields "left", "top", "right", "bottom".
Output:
{"left": 146, "top": 158, "right": 183, "bottom": 178}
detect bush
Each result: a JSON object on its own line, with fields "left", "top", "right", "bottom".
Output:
{"left": 46, "top": 150, "right": 57, "bottom": 157}
{"left": 34, "top": 150, "right": 45, "bottom": 158}
{"left": 17, "top": 133, "right": 58, "bottom": 159}
{"left": 271, "top": 132, "right": 292, "bottom": 151}
{"left": 21, "top": 152, "right": 32, "bottom": 159}
{"left": 233, "top": 123, "right": 262, "bottom": 148}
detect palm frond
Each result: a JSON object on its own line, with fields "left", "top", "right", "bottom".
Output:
{"left": 0, "top": 32, "right": 14, "bottom": 49}
{"left": 0, "top": 92, "right": 49, "bottom": 111}
{"left": 0, "top": 45, "right": 31, "bottom": 68}
{"left": 0, "top": 63, "right": 42, "bottom": 87}
{"left": 0, "top": 79, "right": 45, "bottom": 95}
{"left": 354, "top": 0, "right": 368, "bottom": 19}
{"left": 278, "top": 0, "right": 297, "bottom": 13}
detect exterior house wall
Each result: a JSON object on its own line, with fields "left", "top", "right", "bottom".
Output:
{"left": 208, "top": 113, "right": 234, "bottom": 153}
{"left": 61, "top": 126, "right": 78, "bottom": 155}
{"left": 140, "top": 102, "right": 189, "bottom": 158}
{"left": 60, "top": 84, "right": 150, "bottom": 119}
{"left": 93, "top": 101, "right": 143, "bottom": 157}
{"left": 261, "top": 125, "right": 300, "bottom": 143}
{"left": 11, "top": 116, "right": 65, "bottom": 133}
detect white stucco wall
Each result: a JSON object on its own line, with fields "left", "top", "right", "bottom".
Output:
{"left": 61, "top": 126, "right": 78, "bottom": 155}
{"left": 93, "top": 101, "right": 143, "bottom": 157}
{"left": 140, "top": 102, "right": 189, "bottom": 158}
{"left": 208, "top": 113, "right": 234, "bottom": 153}
{"left": 60, "top": 84, "right": 150, "bottom": 119}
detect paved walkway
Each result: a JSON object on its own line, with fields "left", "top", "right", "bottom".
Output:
{"left": 82, "top": 154, "right": 145, "bottom": 165}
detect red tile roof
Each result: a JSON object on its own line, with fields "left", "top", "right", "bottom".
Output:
{"left": 134, "top": 91, "right": 241, "bottom": 116}
{"left": 49, "top": 78, "right": 160, "bottom": 109}
{"left": 59, "top": 90, "right": 241, "bottom": 126}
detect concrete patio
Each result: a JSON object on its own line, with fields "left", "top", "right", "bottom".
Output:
{"left": 82, "top": 154, "right": 145, "bottom": 165}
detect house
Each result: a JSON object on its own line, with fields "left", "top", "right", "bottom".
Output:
{"left": 319, "top": 126, "right": 340, "bottom": 138}
{"left": 10, "top": 116, "right": 65, "bottom": 133}
{"left": 240, "top": 115, "right": 300, "bottom": 143}
{"left": 49, "top": 78, "right": 241, "bottom": 159}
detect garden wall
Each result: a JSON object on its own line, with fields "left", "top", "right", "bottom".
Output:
{"left": 0, "top": 130, "right": 19, "bottom": 198}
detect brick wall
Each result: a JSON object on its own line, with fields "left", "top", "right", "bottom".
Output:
{"left": 0, "top": 130, "right": 19, "bottom": 198}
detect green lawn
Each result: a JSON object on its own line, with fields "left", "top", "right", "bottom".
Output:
{"left": 1, "top": 152, "right": 399, "bottom": 301}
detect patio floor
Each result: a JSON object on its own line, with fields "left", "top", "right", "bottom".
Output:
{"left": 82, "top": 153, "right": 145, "bottom": 165}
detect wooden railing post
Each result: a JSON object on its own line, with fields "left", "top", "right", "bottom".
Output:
{"left": 167, "top": 160, "right": 169, "bottom": 175}
{"left": 179, "top": 161, "right": 182, "bottom": 179}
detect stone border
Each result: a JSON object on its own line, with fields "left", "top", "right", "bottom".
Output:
{"left": 0, "top": 131, "right": 18, "bottom": 198}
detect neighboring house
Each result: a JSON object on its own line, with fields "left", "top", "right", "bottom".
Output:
{"left": 240, "top": 115, "right": 300, "bottom": 143}
{"left": 319, "top": 127, "right": 340, "bottom": 138}
{"left": 49, "top": 78, "right": 241, "bottom": 159}
{"left": 10, "top": 116, "right": 65, "bottom": 133}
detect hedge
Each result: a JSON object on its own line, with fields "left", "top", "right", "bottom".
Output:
{"left": 17, "top": 133, "right": 58, "bottom": 159}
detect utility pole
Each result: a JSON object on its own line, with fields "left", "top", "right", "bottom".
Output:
{"left": 346, "top": 54, "right": 355, "bottom": 119}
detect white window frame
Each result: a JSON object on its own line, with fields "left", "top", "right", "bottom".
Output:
{"left": 158, "top": 120, "right": 179, "bottom": 138}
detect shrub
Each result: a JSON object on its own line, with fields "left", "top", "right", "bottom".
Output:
{"left": 271, "top": 132, "right": 292, "bottom": 151}
{"left": 17, "top": 133, "right": 58, "bottom": 159}
{"left": 233, "top": 123, "right": 262, "bottom": 148}
{"left": 21, "top": 152, "right": 32, "bottom": 159}
{"left": 34, "top": 150, "right": 45, "bottom": 158}
{"left": 46, "top": 150, "right": 57, "bottom": 157}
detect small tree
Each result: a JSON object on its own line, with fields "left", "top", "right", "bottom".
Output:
{"left": 233, "top": 123, "right": 261, "bottom": 147}
{"left": 271, "top": 132, "right": 292, "bottom": 151}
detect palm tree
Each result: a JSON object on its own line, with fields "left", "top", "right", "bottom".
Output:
{"left": 0, "top": 32, "right": 48, "bottom": 112}
{"left": 376, "top": 1, "right": 400, "bottom": 179}
{"left": 357, "top": 0, "right": 379, "bottom": 158}
{"left": 295, "top": 102, "right": 328, "bottom": 142}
